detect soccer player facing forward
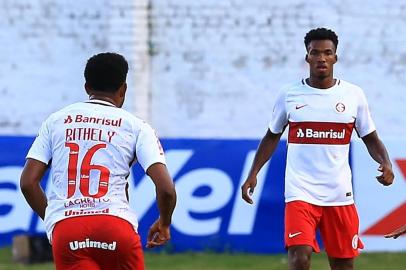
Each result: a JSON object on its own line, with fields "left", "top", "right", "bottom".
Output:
{"left": 20, "top": 52, "right": 176, "bottom": 270}
{"left": 241, "top": 28, "right": 394, "bottom": 270}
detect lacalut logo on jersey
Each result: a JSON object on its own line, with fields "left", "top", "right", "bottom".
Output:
{"left": 289, "top": 121, "right": 354, "bottom": 145}
{"left": 64, "top": 115, "right": 122, "bottom": 127}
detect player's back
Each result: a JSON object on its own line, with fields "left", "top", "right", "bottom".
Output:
{"left": 28, "top": 99, "right": 160, "bottom": 239}
{"left": 51, "top": 99, "right": 139, "bottom": 198}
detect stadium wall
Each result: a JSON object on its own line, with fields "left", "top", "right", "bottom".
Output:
{"left": 0, "top": 0, "right": 150, "bottom": 133}
{"left": 1, "top": 0, "right": 406, "bottom": 138}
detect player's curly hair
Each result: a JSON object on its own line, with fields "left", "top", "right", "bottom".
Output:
{"left": 84, "top": 52, "right": 129, "bottom": 93}
{"left": 304, "top": 28, "right": 338, "bottom": 51}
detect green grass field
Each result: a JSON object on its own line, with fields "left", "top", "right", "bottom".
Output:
{"left": 0, "top": 247, "right": 405, "bottom": 270}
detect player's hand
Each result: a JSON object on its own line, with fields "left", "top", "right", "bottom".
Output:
{"left": 146, "top": 218, "right": 171, "bottom": 248}
{"left": 376, "top": 163, "right": 394, "bottom": 186}
{"left": 241, "top": 175, "right": 257, "bottom": 204}
{"left": 384, "top": 224, "right": 406, "bottom": 239}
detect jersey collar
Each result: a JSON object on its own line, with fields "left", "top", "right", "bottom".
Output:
{"left": 302, "top": 78, "right": 341, "bottom": 91}
{"left": 85, "top": 99, "right": 117, "bottom": 107}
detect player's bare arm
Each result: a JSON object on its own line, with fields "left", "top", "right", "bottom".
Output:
{"left": 241, "top": 129, "right": 282, "bottom": 204}
{"left": 361, "top": 131, "right": 394, "bottom": 186}
{"left": 384, "top": 224, "right": 406, "bottom": 239}
{"left": 145, "top": 162, "right": 177, "bottom": 248}
{"left": 20, "top": 158, "right": 48, "bottom": 220}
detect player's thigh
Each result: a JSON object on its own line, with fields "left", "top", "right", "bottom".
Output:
{"left": 319, "top": 204, "right": 364, "bottom": 258}
{"left": 52, "top": 217, "right": 101, "bottom": 270}
{"left": 89, "top": 216, "right": 144, "bottom": 270}
{"left": 285, "top": 201, "right": 322, "bottom": 252}
{"left": 52, "top": 215, "right": 144, "bottom": 270}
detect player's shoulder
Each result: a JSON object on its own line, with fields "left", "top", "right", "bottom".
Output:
{"left": 41, "top": 102, "right": 81, "bottom": 125}
{"left": 276, "top": 80, "right": 306, "bottom": 100}
{"left": 116, "top": 108, "right": 146, "bottom": 125}
{"left": 53, "top": 102, "right": 83, "bottom": 114}
{"left": 282, "top": 80, "right": 304, "bottom": 91}
{"left": 280, "top": 80, "right": 310, "bottom": 95}
{"left": 337, "top": 79, "right": 364, "bottom": 93}
{"left": 115, "top": 108, "right": 155, "bottom": 132}
{"left": 336, "top": 79, "right": 367, "bottom": 101}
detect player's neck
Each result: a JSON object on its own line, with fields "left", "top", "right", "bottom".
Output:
{"left": 306, "top": 77, "right": 336, "bottom": 89}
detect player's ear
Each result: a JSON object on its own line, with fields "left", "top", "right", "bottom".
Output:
{"left": 119, "top": 82, "right": 127, "bottom": 97}
{"left": 84, "top": 83, "right": 91, "bottom": 95}
{"left": 334, "top": 54, "right": 338, "bottom": 63}
{"left": 305, "top": 54, "right": 309, "bottom": 63}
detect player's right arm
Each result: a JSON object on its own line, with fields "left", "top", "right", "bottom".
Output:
{"left": 241, "top": 130, "right": 282, "bottom": 204}
{"left": 242, "top": 89, "right": 287, "bottom": 204}
{"left": 20, "top": 117, "right": 52, "bottom": 220}
{"left": 20, "top": 159, "right": 48, "bottom": 220}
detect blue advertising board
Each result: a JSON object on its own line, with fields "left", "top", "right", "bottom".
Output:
{"left": 0, "top": 136, "right": 287, "bottom": 253}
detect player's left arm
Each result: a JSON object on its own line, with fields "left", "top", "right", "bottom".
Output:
{"left": 20, "top": 158, "right": 48, "bottom": 220}
{"left": 145, "top": 163, "right": 176, "bottom": 248}
{"left": 361, "top": 131, "right": 394, "bottom": 186}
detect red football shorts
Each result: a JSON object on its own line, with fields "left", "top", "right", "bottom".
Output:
{"left": 285, "top": 200, "right": 364, "bottom": 258}
{"left": 52, "top": 215, "right": 144, "bottom": 270}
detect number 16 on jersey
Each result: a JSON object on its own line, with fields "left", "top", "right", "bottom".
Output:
{"left": 65, "top": 142, "right": 111, "bottom": 199}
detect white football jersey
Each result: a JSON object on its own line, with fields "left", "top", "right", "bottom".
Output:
{"left": 27, "top": 99, "right": 166, "bottom": 241}
{"left": 269, "top": 79, "right": 375, "bottom": 206}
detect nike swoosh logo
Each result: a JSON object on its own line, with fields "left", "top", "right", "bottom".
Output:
{"left": 288, "top": 232, "right": 302, "bottom": 238}
{"left": 295, "top": 104, "right": 308, "bottom": 110}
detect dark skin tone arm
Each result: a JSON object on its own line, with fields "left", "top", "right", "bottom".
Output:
{"left": 22, "top": 83, "right": 175, "bottom": 247}
{"left": 241, "top": 129, "right": 283, "bottom": 204}
{"left": 20, "top": 158, "right": 49, "bottom": 220}
{"left": 242, "top": 130, "right": 394, "bottom": 197}
{"left": 145, "top": 163, "right": 177, "bottom": 248}
{"left": 361, "top": 131, "right": 394, "bottom": 186}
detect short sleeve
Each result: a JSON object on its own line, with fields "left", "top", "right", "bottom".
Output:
{"left": 26, "top": 118, "right": 53, "bottom": 164}
{"left": 136, "top": 123, "right": 166, "bottom": 172}
{"left": 355, "top": 88, "right": 376, "bottom": 137}
{"left": 268, "top": 89, "right": 288, "bottom": 133}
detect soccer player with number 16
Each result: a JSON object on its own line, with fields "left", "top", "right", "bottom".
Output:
{"left": 20, "top": 52, "right": 176, "bottom": 270}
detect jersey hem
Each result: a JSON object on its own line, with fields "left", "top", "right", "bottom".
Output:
{"left": 46, "top": 213, "right": 139, "bottom": 243}
{"left": 285, "top": 197, "right": 354, "bottom": 206}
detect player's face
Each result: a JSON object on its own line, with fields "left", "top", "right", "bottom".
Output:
{"left": 306, "top": 40, "right": 337, "bottom": 79}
